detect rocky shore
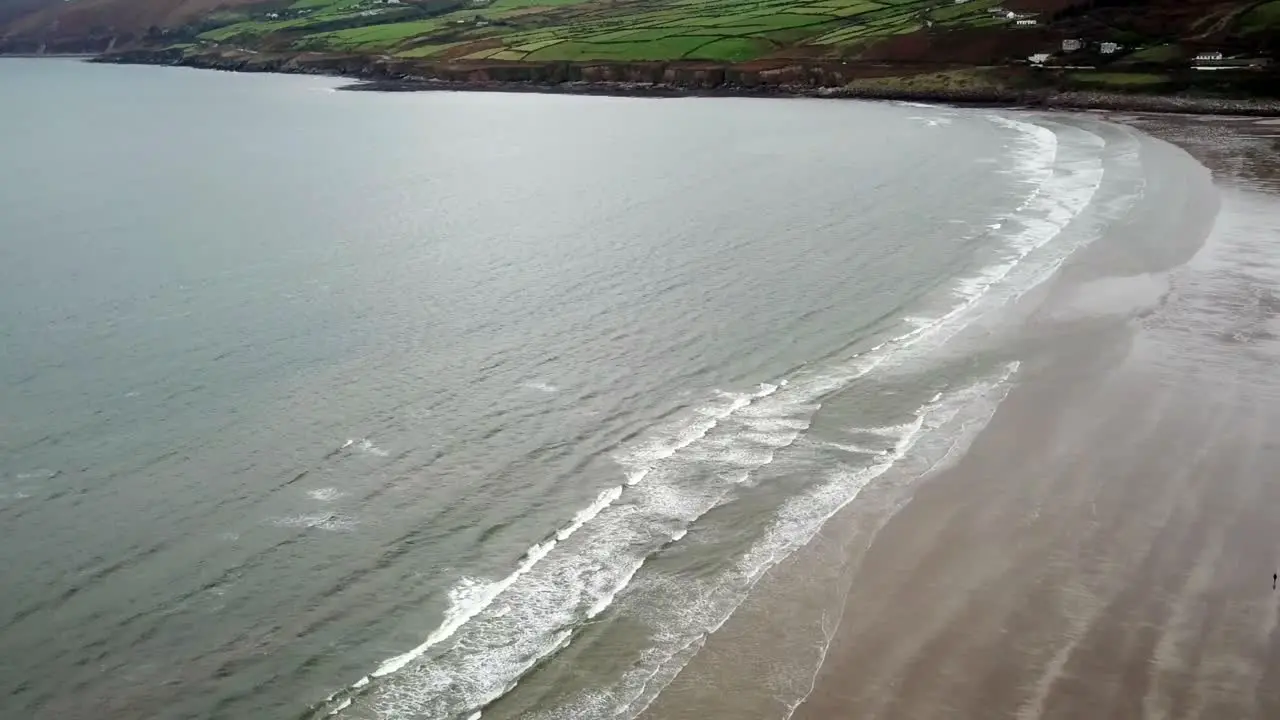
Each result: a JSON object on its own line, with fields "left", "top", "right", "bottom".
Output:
{"left": 87, "top": 48, "right": 1280, "bottom": 116}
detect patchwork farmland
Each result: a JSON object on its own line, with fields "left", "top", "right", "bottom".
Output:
{"left": 186, "top": 0, "right": 1017, "bottom": 63}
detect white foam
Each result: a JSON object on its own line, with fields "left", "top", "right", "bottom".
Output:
{"left": 268, "top": 513, "right": 357, "bottom": 532}
{"left": 370, "top": 540, "right": 555, "bottom": 679}
{"left": 847, "top": 115, "right": 1104, "bottom": 371}
{"left": 486, "top": 115, "right": 1106, "bottom": 719}
{"left": 316, "top": 382, "right": 809, "bottom": 719}
{"left": 618, "top": 381, "right": 785, "bottom": 483}
{"left": 535, "top": 365, "right": 1023, "bottom": 720}
{"left": 825, "top": 442, "right": 892, "bottom": 457}
{"left": 908, "top": 115, "right": 953, "bottom": 127}
{"left": 523, "top": 381, "right": 559, "bottom": 393}
{"left": 854, "top": 422, "right": 921, "bottom": 438}
{"left": 778, "top": 366, "right": 1020, "bottom": 720}
{"left": 343, "top": 438, "right": 389, "bottom": 457}
{"left": 308, "top": 488, "right": 345, "bottom": 502}
{"left": 316, "top": 115, "right": 1109, "bottom": 720}
{"left": 323, "top": 485, "right": 633, "bottom": 703}
{"left": 556, "top": 485, "right": 623, "bottom": 541}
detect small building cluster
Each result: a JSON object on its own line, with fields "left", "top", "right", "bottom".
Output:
{"left": 1192, "top": 51, "right": 1270, "bottom": 69}
{"left": 1026, "top": 39, "right": 1126, "bottom": 67}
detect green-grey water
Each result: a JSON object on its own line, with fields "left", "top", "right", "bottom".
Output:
{"left": 0, "top": 58, "right": 1164, "bottom": 720}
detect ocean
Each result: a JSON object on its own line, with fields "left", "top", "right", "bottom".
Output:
{"left": 0, "top": 58, "right": 1188, "bottom": 720}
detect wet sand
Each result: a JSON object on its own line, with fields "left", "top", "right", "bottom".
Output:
{"left": 634, "top": 115, "right": 1280, "bottom": 720}
{"left": 791, "top": 117, "right": 1280, "bottom": 720}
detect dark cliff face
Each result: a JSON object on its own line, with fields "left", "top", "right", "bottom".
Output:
{"left": 88, "top": 44, "right": 1280, "bottom": 109}
{"left": 92, "top": 49, "right": 851, "bottom": 89}
{"left": 91, "top": 47, "right": 1029, "bottom": 100}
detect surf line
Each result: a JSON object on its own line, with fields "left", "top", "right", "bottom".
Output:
{"left": 313, "top": 114, "right": 1097, "bottom": 715}
{"left": 309, "top": 382, "right": 789, "bottom": 716}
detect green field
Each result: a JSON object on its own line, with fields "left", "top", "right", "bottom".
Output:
{"left": 1241, "top": 0, "right": 1280, "bottom": 32}
{"left": 1125, "top": 43, "right": 1183, "bottom": 63}
{"left": 296, "top": 19, "right": 451, "bottom": 50}
{"left": 181, "top": 0, "right": 1019, "bottom": 63}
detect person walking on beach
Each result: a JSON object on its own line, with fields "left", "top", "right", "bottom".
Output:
{"left": 1273, "top": 573, "right": 1276, "bottom": 590}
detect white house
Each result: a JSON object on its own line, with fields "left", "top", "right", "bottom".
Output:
{"left": 1196, "top": 51, "right": 1224, "bottom": 61}
{"left": 1028, "top": 53, "right": 1051, "bottom": 65}
{"left": 1015, "top": 18, "right": 1038, "bottom": 26}
{"left": 1062, "top": 38, "right": 1082, "bottom": 52}
{"left": 1100, "top": 42, "right": 1120, "bottom": 54}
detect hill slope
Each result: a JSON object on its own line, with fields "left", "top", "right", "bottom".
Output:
{"left": 2, "top": 0, "right": 1277, "bottom": 94}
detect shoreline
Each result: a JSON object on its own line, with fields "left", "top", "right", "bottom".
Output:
{"left": 346, "top": 79, "right": 1280, "bottom": 117}
{"left": 628, "top": 111, "right": 1280, "bottom": 720}
{"left": 74, "top": 51, "right": 1280, "bottom": 117}
{"left": 0, "top": 53, "right": 98, "bottom": 59}
{"left": 789, "top": 117, "right": 1280, "bottom": 720}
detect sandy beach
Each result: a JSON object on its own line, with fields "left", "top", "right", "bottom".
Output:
{"left": 802, "top": 117, "right": 1280, "bottom": 719}
{"left": 629, "top": 115, "right": 1280, "bottom": 720}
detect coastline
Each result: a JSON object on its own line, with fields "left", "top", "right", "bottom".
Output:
{"left": 342, "top": 77, "right": 1280, "bottom": 117}
{"left": 790, "top": 115, "right": 1280, "bottom": 720}
{"left": 0, "top": 53, "right": 98, "bottom": 59}
{"left": 624, "top": 111, "right": 1280, "bottom": 720}
{"left": 75, "top": 50, "right": 1280, "bottom": 116}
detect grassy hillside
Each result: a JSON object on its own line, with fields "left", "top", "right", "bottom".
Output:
{"left": 1, "top": 0, "right": 1276, "bottom": 72}
{"left": 145, "top": 0, "right": 1018, "bottom": 62}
